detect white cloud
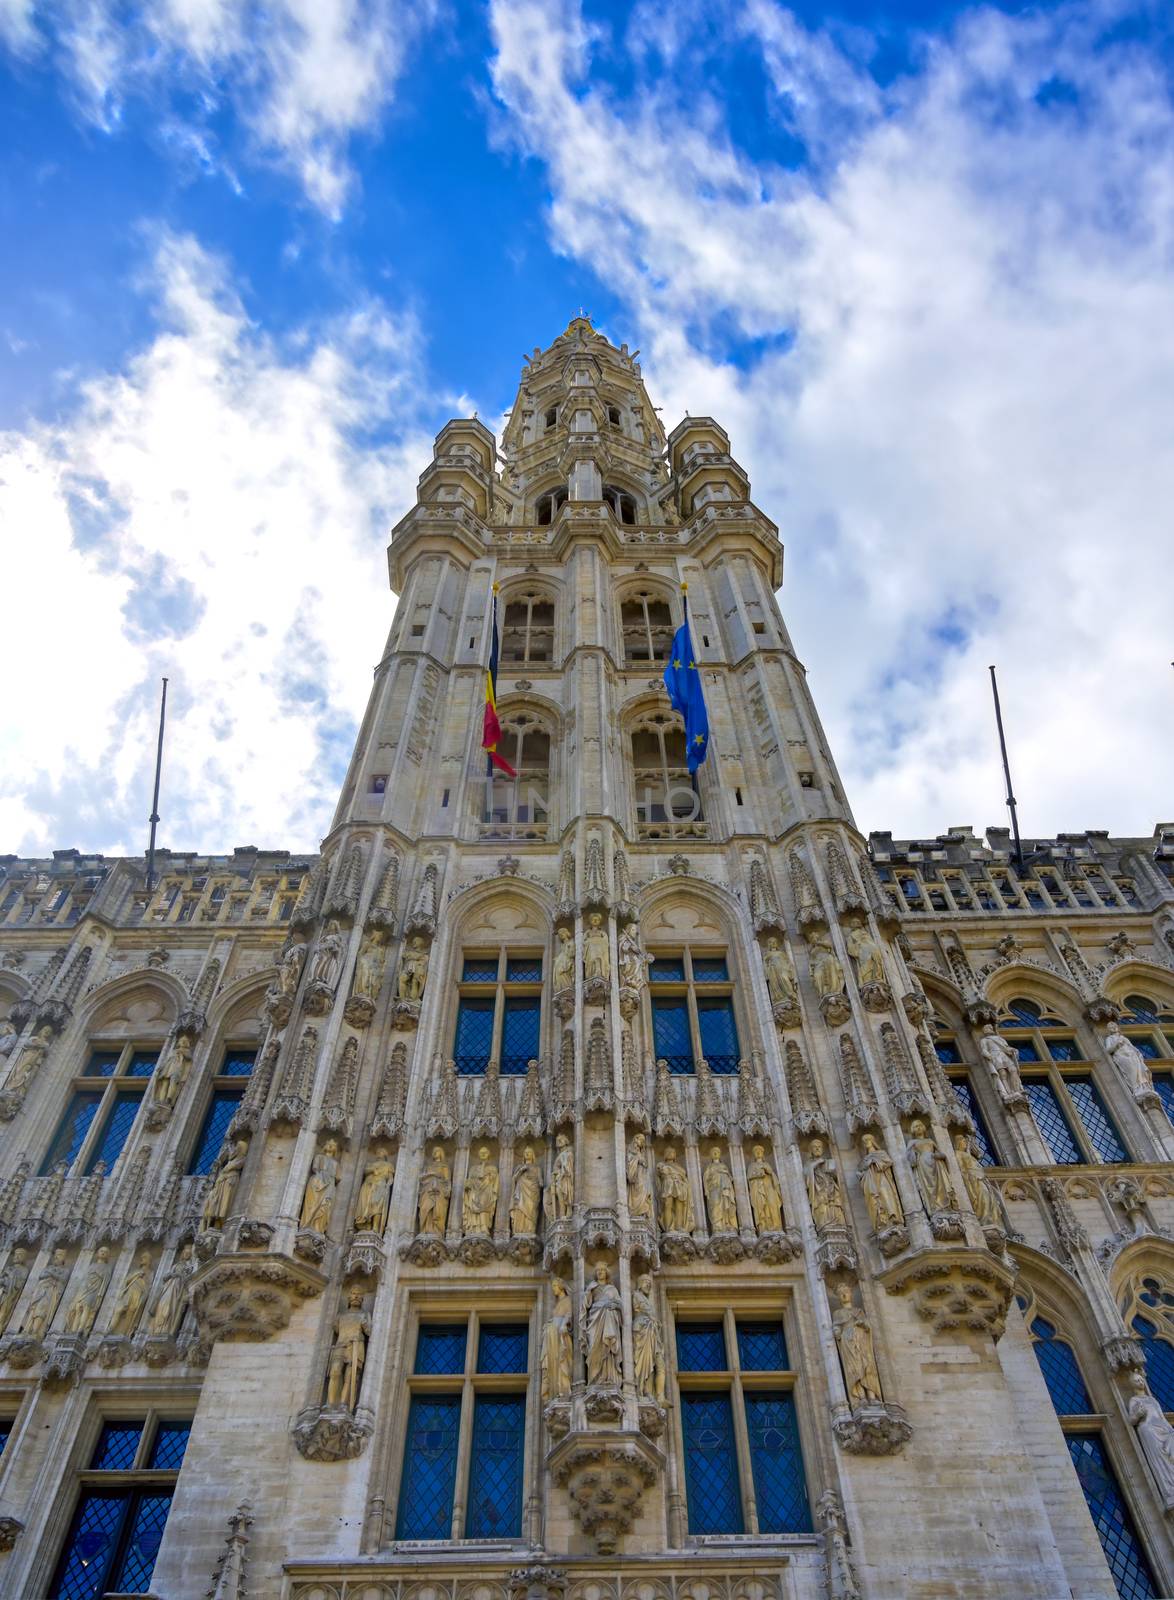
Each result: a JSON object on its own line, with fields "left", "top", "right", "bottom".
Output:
{"left": 488, "top": 0, "right": 1174, "bottom": 840}
{"left": 0, "top": 231, "right": 434, "bottom": 855}
{"left": 2, "top": 0, "right": 439, "bottom": 213}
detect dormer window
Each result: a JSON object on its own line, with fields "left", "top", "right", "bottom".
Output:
{"left": 603, "top": 484, "right": 638, "bottom": 525}
{"left": 536, "top": 487, "right": 567, "bottom": 526}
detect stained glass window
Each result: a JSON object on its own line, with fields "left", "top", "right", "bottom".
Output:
{"left": 1030, "top": 1318, "right": 1093, "bottom": 1415}
{"left": 506, "top": 957, "right": 542, "bottom": 982}
{"left": 466, "top": 1395, "right": 524, "bottom": 1538}
{"left": 1025, "top": 1081, "right": 1082, "bottom": 1164}
{"left": 83, "top": 1053, "right": 120, "bottom": 1078}
{"left": 112, "top": 1491, "right": 172, "bottom": 1591}
{"left": 1015, "top": 1040, "right": 1042, "bottom": 1063}
{"left": 91, "top": 1422, "right": 143, "bottom": 1472}
{"left": 414, "top": 1325, "right": 467, "bottom": 1376}
{"left": 1153, "top": 1074, "right": 1174, "bottom": 1125}
{"left": 935, "top": 1039, "right": 963, "bottom": 1065}
{"left": 1046, "top": 1038, "right": 1081, "bottom": 1063}
{"left": 649, "top": 957, "right": 685, "bottom": 982}
{"left": 681, "top": 1393, "right": 743, "bottom": 1534}
{"left": 148, "top": 1422, "right": 190, "bottom": 1471}
{"left": 501, "top": 998, "right": 540, "bottom": 1076}
{"left": 736, "top": 1322, "right": 788, "bottom": 1371}
{"left": 87, "top": 1092, "right": 141, "bottom": 1174}
{"left": 188, "top": 1092, "right": 242, "bottom": 1176}
{"left": 949, "top": 1078, "right": 999, "bottom": 1165}
{"left": 477, "top": 1324, "right": 528, "bottom": 1374}
{"left": 693, "top": 958, "right": 729, "bottom": 982}
{"left": 462, "top": 958, "right": 497, "bottom": 982}
{"left": 1066, "top": 1078, "right": 1128, "bottom": 1163}
{"left": 1066, "top": 1434, "right": 1158, "bottom": 1600}
{"left": 0, "top": 1419, "right": 11, "bottom": 1457}
{"left": 219, "top": 1050, "right": 256, "bottom": 1077}
{"left": 42, "top": 1092, "right": 101, "bottom": 1173}
{"left": 125, "top": 1052, "right": 158, "bottom": 1078}
{"left": 676, "top": 1322, "right": 727, "bottom": 1371}
{"left": 50, "top": 1490, "right": 127, "bottom": 1599}
{"left": 396, "top": 1395, "right": 461, "bottom": 1540}
{"left": 653, "top": 999, "right": 693, "bottom": 1075}
{"left": 698, "top": 997, "right": 739, "bottom": 1076}
{"left": 454, "top": 998, "right": 495, "bottom": 1076}
{"left": 745, "top": 1392, "right": 811, "bottom": 1533}
{"left": 1131, "top": 1316, "right": 1174, "bottom": 1413}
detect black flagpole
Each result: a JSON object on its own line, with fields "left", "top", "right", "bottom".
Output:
{"left": 988, "top": 664, "right": 1024, "bottom": 875}
{"left": 145, "top": 677, "right": 169, "bottom": 893}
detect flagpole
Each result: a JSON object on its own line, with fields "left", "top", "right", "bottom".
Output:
{"left": 988, "top": 664, "right": 1025, "bottom": 875}
{"left": 145, "top": 676, "right": 169, "bottom": 893}
{"left": 682, "top": 583, "right": 701, "bottom": 812}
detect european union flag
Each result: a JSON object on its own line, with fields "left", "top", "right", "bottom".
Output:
{"left": 663, "top": 609, "right": 710, "bottom": 773}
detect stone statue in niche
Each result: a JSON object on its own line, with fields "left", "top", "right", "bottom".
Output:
{"left": 832, "top": 1282, "right": 883, "bottom": 1405}
{"left": 277, "top": 939, "right": 306, "bottom": 998}
{"left": 745, "top": 1145, "right": 784, "bottom": 1234}
{"left": 953, "top": 1134, "right": 1002, "bottom": 1230}
{"left": 541, "top": 1276, "right": 573, "bottom": 1402}
{"left": 417, "top": 1147, "right": 451, "bottom": 1235}
{"left": 807, "top": 930, "right": 845, "bottom": 999}
{"left": 546, "top": 1132, "right": 574, "bottom": 1222}
{"left": 1103, "top": 1020, "right": 1154, "bottom": 1099}
{"left": 109, "top": 1251, "right": 153, "bottom": 1338}
{"left": 762, "top": 937, "right": 798, "bottom": 1007}
{"left": 844, "top": 918, "right": 886, "bottom": 985}
{"left": 63, "top": 1246, "right": 112, "bottom": 1336}
{"left": 152, "top": 1032, "right": 192, "bottom": 1110}
{"left": 5, "top": 1025, "right": 52, "bottom": 1094}
{"left": 1128, "top": 1372, "right": 1174, "bottom": 1509}
{"left": 509, "top": 1146, "right": 541, "bottom": 1237}
{"left": 397, "top": 936, "right": 431, "bottom": 1002}
{"left": 462, "top": 1146, "right": 499, "bottom": 1235}
{"left": 353, "top": 1151, "right": 396, "bottom": 1236}
{"left": 0, "top": 1019, "right": 15, "bottom": 1058}
{"left": 327, "top": 1287, "right": 370, "bottom": 1413}
{"left": 618, "top": 924, "right": 647, "bottom": 991}
{"left": 657, "top": 1146, "right": 694, "bottom": 1234}
{"left": 807, "top": 1140, "right": 847, "bottom": 1232}
{"left": 627, "top": 1133, "right": 654, "bottom": 1222}
{"left": 352, "top": 929, "right": 388, "bottom": 1003}
{"left": 201, "top": 1139, "right": 249, "bottom": 1230}
{"left": 703, "top": 1147, "right": 739, "bottom": 1234}
{"left": 906, "top": 1121, "right": 956, "bottom": 1215}
{"left": 583, "top": 912, "right": 610, "bottom": 983}
{"left": 145, "top": 1245, "right": 194, "bottom": 1338}
{"left": 311, "top": 921, "right": 346, "bottom": 990}
{"left": 582, "top": 1262, "right": 623, "bottom": 1388}
{"left": 979, "top": 1023, "right": 1025, "bottom": 1103}
{"left": 857, "top": 1134, "right": 903, "bottom": 1232}
{"left": 0, "top": 1248, "right": 30, "bottom": 1335}
{"left": 300, "top": 1140, "right": 341, "bottom": 1234}
{"left": 553, "top": 926, "right": 576, "bottom": 992}
{"left": 20, "top": 1247, "right": 69, "bottom": 1339}
{"left": 632, "top": 1272, "right": 667, "bottom": 1403}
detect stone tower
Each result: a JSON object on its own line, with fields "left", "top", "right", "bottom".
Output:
{"left": 1, "top": 316, "right": 1174, "bottom": 1599}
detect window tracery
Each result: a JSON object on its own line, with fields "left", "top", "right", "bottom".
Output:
{"left": 997, "top": 997, "right": 1129, "bottom": 1165}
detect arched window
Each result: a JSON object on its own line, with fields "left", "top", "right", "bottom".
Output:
{"left": 1118, "top": 996, "right": 1174, "bottom": 1123}
{"left": 631, "top": 711, "right": 704, "bottom": 839}
{"left": 536, "top": 487, "right": 567, "bottom": 525}
{"left": 1028, "top": 1314, "right": 1093, "bottom": 1415}
{"left": 482, "top": 709, "right": 551, "bottom": 839}
{"left": 501, "top": 592, "right": 555, "bottom": 666}
{"left": 998, "top": 997, "right": 1129, "bottom": 1165}
{"left": 621, "top": 590, "right": 674, "bottom": 664}
{"left": 603, "top": 483, "right": 638, "bottom": 524}
{"left": 1130, "top": 1279, "right": 1174, "bottom": 1412}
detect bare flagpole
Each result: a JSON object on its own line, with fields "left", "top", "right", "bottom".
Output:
{"left": 145, "top": 677, "right": 169, "bottom": 893}
{"left": 988, "top": 664, "right": 1024, "bottom": 875}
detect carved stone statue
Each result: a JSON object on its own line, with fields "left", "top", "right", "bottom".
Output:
{"left": 858, "top": 1133, "right": 903, "bottom": 1231}
{"left": 844, "top": 918, "right": 885, "bottom": 985}
{"left": 397, "top": 936, "right": 430, "bottom": 1002}
{"left": 832, "top": 1282, "right": 882, "bottom": 1405}
{"left": 62, "top": 1249, "right": 113, "bottom": 1339}
{"left": 627, "top": 1133, "right": 653, "bottom": 1222}
{"left": 353, "top": 1151, "right": 396, "bottom": 1235}
{"left": 417, "top": 1147, "right": 451, "bottom": 1234}
{"left": 583, "top": 912, "right": 610, "bottom": 982}
{"left": 762, "top": 937, "right": 797, "bottom": 1006}
{"left": 109, "top": 1251, "right": 153, "bottom": 1338}
{"left": 20, "top": 1246, "right": 69, "bottom": 1339}
{"left": 952, "top": 1134, "right": 1002, "bottom": 1229}
{"left": 0, "top": 1019, "right": 15, "bottom": 1058}
{"left": 1104, "top": 1021, "right": 1153, "bottom": 1098}
{"left": 541, "top": 1276, "right": 573, "bottom": 1402}
{"left": 703, "top": 1146, "right": 739, "bottom": 1233}
{"left": 657, "top": 1146, "right": 694, "bottom": 1233}
{"left": 582, "top": 1262, "right": 622, "bottom": 1387}
{"left": 553, "top": 926, "right": 576, "bottom": 991}
{"left": 618, "top": 925, "right": 646, "bottom": 991}
{"left": 546, "top": 1132, "right": 574, "bottom": 1222}
{"left": 277, "top": 939, "right": 306, "bottom": 998}
{"left": 979, "top": 1024, "right": 1024, "bottom": 1102}
{"left": 300, "top": 1140, "right": 341, "bottom": 1234}
{"left": 807, "top": 1140, "right": 847, "bottom": 1232}
{"left": 311, "top": 921, "right": 345, "bottom": 989}
{"left": 6, "top": 1024, "right": 52, "bottom": 1093}
{"left": 352, "top": 929, "right": 388, "bottom": 1003}
{"left": 327, "top": 1287, "right": 370, "bottom": 1412}
{"left": 807, "top": 931, "right": 845, "bottom": 999}
{"left": 462, "top": 1145, "right": 499, "bottom": 1234}
{"left": 906, "top": 1121, "right": 956, "bottom": 1215}
{"left": 201, "top": 1139, "right": 248, "bottom": 1230}
{"left": 746, "top": 1145, "right": 784, "bottom": 1234}
{"left": 153, "top": 1032, "right": 193, "bottom": 1109}
{"left": 146, "top": 1245, "right": 193, "bottom": 1338}
{"left": 632, "top": 1272, "right": 667, "bottom": 1403}
{"left": 0, "top": 1247, "right": 30, "bottom": 1335}
{"left": 509, "top": 1146, "right": 541, "bottom": 1237}
{"left": 1128, "top": 1373, "right": 1174, "bottom": 1508}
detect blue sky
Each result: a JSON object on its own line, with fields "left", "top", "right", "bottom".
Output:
{"left": 1, "top": 0, "right": 1172, "bottom": 856}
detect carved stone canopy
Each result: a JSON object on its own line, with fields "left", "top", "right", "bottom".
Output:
{"left": 547, "top": 1430, "right": 661, "bottom": 1553}
{"left": 188, "top": 1252, "right": 326, "bottom": 1345}
{"left": 881, "top": 1247, "right": 1017, "bottom": 1339}
{"left": 292, "top": 1402, "right": 375, "bottom": 1462}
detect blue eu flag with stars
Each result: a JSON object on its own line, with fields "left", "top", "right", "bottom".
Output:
{"left": 663, "top": 604, "right": 710, "bottom": 774}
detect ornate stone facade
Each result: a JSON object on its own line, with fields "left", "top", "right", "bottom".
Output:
{"left": 0, "top": 318, "right": 1173, "bottom": 1597}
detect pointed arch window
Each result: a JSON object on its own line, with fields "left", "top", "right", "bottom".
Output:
{"left": 631, "top": 711, "right": 704, "bottom": 840}
{"left": 998, "top": 999, "right": 1130, "bottom": 1164}
{"left": 1128, "top": 1280, "right": 1174, "bottom": 1413}
{"left": 621, "top": 591, "right": 674, "bottom": 664}
{"left": 501, "top": 592, "right": 555, "bottom": 666}
{"left": 41, "top": 1044, "right": 159, "bottom": 1176}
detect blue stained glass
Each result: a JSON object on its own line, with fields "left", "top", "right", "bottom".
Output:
{"left": 935, "top": 1039, "right": 962, "bottom": 1065}
{"left": 91, "top": 1422, "right": 144, "bottom": 1471}
{"left": 87, "top": 1092, "right": 142, "bottom": 1173}
{"left": 1024, "top": 1081, "right": 1082, "bottom": 1164}
{"left": 676, "top": 1322, "right": 727, "bottom": 1371}
{"left": 1007, "top": 999, "right": 1043, "bottom": 1026}
{"left": 501, "top": 998, "right": 540, "bottom": 1076}
{"left": 188, "top": 1092, "right": 242, "bottom": 1176}
{"left": 950, "top": 1078, "right": 999, "bottom": 1166}
{"left": 1015, "top": 1041, "right": 1042, "bottom": 1062}
{"left": 692, "top": 957, "right": 729, "bottom": 982}
{"left": 737, "top": 1322, "right": 788, "bottom": 1370}
{"left": 42, "top": 1092, "right": 102, "bottom": 1173}
{"left": 1131, "top": 1318, "right": 1174, "bottom": 1412}
{"left": 414, "top": 1324, "right": 467, "bottom": 1375}
{"left": 83, "top": 1052, "right": 120, "bottom": 1078}
{"left": 1130, "top": 1037, "right": 1161, "bottom": 1061}
{"left": 652, "top": 999, "right": 693, "bottom": 1075}
{"left": 506, "top": 957, "right": 542, "bottom": 982}
{"left": 1068, "top": 1079, "right": 1128, "bottom": 1163}
{"left": 466, "top": 1394, "right": 524, "bottom": 1538}
{"left": 1066, "top": 1434, "right": 1158, "bottom": 1600}
{"left": 50, "top": 1490, "right": 126, "bottom": 1600}
{"left": 745, "top": 1392, "right": 811, "bottom": 1533}
{"left": 113, "top": 1490, "right": 172, "bottom": 1592}
{"left": 478, "top": 1324, "right": 528, "bottom": 1374}
{"left": 125, "top": 1052, "right": 158, "bottom": 1078}
{"left": 1047, "top": 1038, "right": 1081, "bottom": 1062}
{"left": 462, "top": 959, "right": 498, "bottom": 982}
{"left": 454, "top": 998, "right": 495, "bottom": 1076}
{"left": 698, "top": 997, "right": 739, "bottom": 1076}
{"left": 1125, "top": 996, "right": 1160, "bottom": 1024}
{"left": 1031, "top": 1319, "right": 1093, "bottom": 1415}
{"left": 1153, "top": 1075, "right": 1174, "bottom": 1125}
{"left": 0, "top": 1419, "right": 12, "bottom": 1456}
{"left": 649, "top": 957, "right": 685, "bottom": 983}
{"left": 220, "top": 1050, "right": 256, "bottom": 1077}
{"left": 682, "top": 1393, "right": 743, "bottom": 1534}
{"left": 148, "top": 1422, "right": 190, "bottom": 1471}
{"left": 396, "top": 1394, "right": 460, "bottom": 1540}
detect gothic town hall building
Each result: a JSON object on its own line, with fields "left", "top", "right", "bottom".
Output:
{"left": 1, "top": 317, "right": 1173, "bottom": 1600}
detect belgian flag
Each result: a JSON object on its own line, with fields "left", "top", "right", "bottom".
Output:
{"left": 482, "top": 584, "right": 517, "bottom": 777}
